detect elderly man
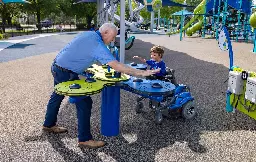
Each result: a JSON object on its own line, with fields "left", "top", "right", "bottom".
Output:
{"left": 42, "top": 23, "right": 160, "bottom": 149}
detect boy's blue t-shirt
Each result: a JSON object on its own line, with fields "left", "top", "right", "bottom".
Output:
{"left": 146, "top": 59, "right": 166, "bottom": 76}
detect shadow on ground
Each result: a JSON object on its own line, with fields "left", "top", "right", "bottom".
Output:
{"left": 24, "top": 39, "right": 256, "bottom": 162}
{"left": 7, "top": 43, "right": 35, "bottom": 49}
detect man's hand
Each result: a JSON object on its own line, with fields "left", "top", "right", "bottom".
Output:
{"left": 140, "top": 68, "right": 161, "bottom": 77}
{"left": 132, "top": 56, "right": 146, "bottom": 63}
{"left": 108, "top": 60, "right": 159, "bottom": 77}
{"left": 133, "top": 56, "right": 140, "bottom": 59}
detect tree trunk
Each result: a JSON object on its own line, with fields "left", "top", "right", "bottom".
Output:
{"left": 36, "top": 7, "right": 41, "bottom": 31}
{"left": 7, "top": 16, "right": 12, "bottom": 26}
{"left": 1, "top": 4, "right": 7, "bottom": 33}
{"left": 86, "top": 17, "right": 93, "bottom": 29}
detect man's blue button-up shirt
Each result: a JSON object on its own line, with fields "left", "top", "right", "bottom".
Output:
{"left": 55, "top": 31, "right": 116, "bottom": 74}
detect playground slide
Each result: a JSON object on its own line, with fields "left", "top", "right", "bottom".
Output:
{"left": 168, "top": 0, "right": 206, "bottom": 36}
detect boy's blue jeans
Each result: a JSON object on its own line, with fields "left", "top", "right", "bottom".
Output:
{"left": 43, "top": 63, "right": 93, "bottom": 142}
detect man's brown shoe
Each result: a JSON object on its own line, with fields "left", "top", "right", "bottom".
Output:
{"left": 78, "top": 140, "right": 106, "bottom": 149}
{"left": 42, "top": 126, "right": 68, "bottom": 133}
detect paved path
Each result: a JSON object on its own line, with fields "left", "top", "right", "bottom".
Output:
{"left": 0, "top": 32, "right": 79, "bottom": 62}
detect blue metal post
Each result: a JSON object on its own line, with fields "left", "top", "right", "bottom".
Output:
{"left": 101, "top": 46, "right": 120, "bottom": 136}
{"left": 101, "top": 87, "right": 120, "bottom": 136}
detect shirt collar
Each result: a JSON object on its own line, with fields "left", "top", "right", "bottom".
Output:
{"left": 95, "top": 30, "right": 103, "bottom": 41}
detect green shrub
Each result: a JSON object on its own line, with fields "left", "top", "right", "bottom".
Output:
{"left": 2, "top": 33, "right": 10, "bottom": 39}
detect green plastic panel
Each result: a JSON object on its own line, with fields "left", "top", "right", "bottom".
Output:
{"left": 54, "top": 64, "right": 130, "bottom": 96}
{"left": 87, "top": 64, "right": 130, "bottom": 82}
{"left": 54, "top": 79, "right": 113, "bottom": 96}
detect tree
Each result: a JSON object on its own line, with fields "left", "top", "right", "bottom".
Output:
{"left": 71, "top": 2, "right": 97, "bottom": 28}
{"left": 139, "top": 0, "right": 187, "bottom": 21}
{"left": 0, "top": 3, "right": 24, "bottom": 32}
{"left": 22, "top": 0, "right": 62, "bottom": 30}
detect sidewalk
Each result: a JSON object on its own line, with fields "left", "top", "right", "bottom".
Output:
{"left": 0, "top": 33, "right": 59, "bottom": 51}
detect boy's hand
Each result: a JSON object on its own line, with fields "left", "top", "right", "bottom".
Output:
{"left": 133, "top": 56, "right": 139, "bottom": 59}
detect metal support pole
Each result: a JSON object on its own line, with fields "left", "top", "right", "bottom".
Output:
{"left": 111, "top": 0, "right": 115, "bottom": 23}
{"left": 158, "top": 9, "right": 160, "bottom": 29}
{"left": 128, "top": 0, "right": 133, "bottom": 21}
{"left": 212, "top": 0, "right": 216, "bottom": 34}
{"left": 236, "top": 0, "right": 242, "bottom": 42}
{"left": 215, "top": 0, "right": 222, "bottom": 39}
{"left": 180, "top": 11, "right": 184, "bottom": 41}
{"left": 97, "top": 0, "right": 100, "bottom": 26}
{"left": 120, "top": 0, "right": 125, "bottom": 63}
{"left": 222, "top": 0, "right": 228, "bottom": 26}
{"left": 105, "top": 0, "right": 109, "bottom": 22}
{"left": 202, "top": 1, "right": 207, "bottom": 38}
{"left": 150, "top": 11, "right": 154, "bottom": 33}
{"left": 100, "top": 0, "right": 104, "bottom": 25}
{"left": 253, "top": 28, "right": 256, "bottom": 53}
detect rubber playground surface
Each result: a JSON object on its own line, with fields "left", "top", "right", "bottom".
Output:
{"left": 1, "top": 32, "right": 256, "bottom": 162}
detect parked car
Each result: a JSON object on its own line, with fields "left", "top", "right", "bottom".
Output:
{"left": 36, "top": 20, "right": 53, "bottom": 28}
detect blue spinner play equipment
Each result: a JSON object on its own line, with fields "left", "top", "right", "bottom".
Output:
{"left": 123, "top": 63, "right": 197, "bottom": 124}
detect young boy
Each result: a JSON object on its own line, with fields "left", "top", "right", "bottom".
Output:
{"left": 133, "top": 45, "right": 166, "bottom": 79}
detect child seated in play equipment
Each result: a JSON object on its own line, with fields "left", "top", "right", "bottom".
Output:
{"left": 133, "top": 45, "right": 166, "bottom": 80}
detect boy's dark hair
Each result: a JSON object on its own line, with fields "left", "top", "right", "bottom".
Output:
{"left": 150, "top": 45, "right": 164, "bottom": 58}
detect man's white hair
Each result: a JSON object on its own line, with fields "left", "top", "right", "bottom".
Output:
{"left": 99, "top": 23, "right": 118, "bottom": 33}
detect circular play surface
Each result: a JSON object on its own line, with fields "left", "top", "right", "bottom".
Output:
{"left": 54, "top": 79, "right": 114, "bottom": 96}
{"left": 121, "top": 77, "right": 176, "bottom": 96}
{"left": 87, "top": 64, "right": 130, "bottom": 82}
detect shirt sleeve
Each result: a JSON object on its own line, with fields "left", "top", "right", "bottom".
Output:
{"left": 146, "top": 60, "right": 153, "bottom": 66}
{"left": 93, "top": 42, "right": 116, "bottom": 64}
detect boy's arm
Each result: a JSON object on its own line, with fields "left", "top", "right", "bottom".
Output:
{"left": 133, "top": 56, "right": 146, "bottom": 63}
{"left": 160, "top": 62, "right": 167, "bottom": 74}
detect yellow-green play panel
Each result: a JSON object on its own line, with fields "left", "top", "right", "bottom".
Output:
{"left": 86, "top": 64, "right": 130, "bottom": 82}
{"left": 94, "top": 72, "right": 130, "bottom": 82}
{"left": 54, "top": 79, "right": 114, "bottom": 96}
{"left": 229, "top": 67, "right": 256, "bottom": 119}
{"left": 87, "top": 64, "right": 115, "bottom": 73}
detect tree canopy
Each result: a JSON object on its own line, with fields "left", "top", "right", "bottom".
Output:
{"left": 0, "top": 0, "right": 202, "bottom": 30}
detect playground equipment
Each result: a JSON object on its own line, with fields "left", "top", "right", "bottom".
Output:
{"left": 114, "top": 35, "right": 135, "bottom": 50}
{"left": 55, "top": 62, "right": 196, "bottom": 127}
{"left": 76, "top": 0, "right": 139, "bottom": 51}
{"left": 186, "top": 0, "right": 206, "bottom": 36}
{"left": 167, "top": 0, "right": 207, "bottom": 37}
{"left": 219, "top": 26, "right": 256, "bottom": 120}
{"left": 168, "top": 0, "right": 256, "bottom": 44}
